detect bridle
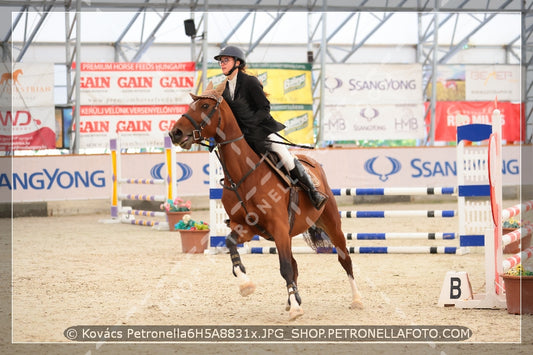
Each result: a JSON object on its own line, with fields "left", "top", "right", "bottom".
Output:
{"left": 181, "top": 92, "right": 273, "bottom": 240}
{"left": 182, "top": 94, "right": 221, "bottom": 144}
{"left": 181, "top": 93, "right": 243, "bottom": 150}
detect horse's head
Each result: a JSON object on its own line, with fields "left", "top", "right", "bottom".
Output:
{"left": 169, "top": 81, "right": 226, "bottom": 149}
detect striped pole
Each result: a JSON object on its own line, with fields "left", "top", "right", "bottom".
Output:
{"left": 240, "top": 246, "right": 458, "bottom": 255}
{"left": 121, "top": 208, "right": 167, "bottom": 218}
{"left": 345, "top": 232, "right": 455, "bottom": 240}
{"left": 107, "top": 136, "right": 175, "bottom": 229}
{"left": 118, "top": 178, "right": 165, "bottom": 185}
{"left": 210, "top": 187, "right": 458, "bottom": 199}
{"left": 502, "top": 200, "right": 533, "bottom": 221}
{"left": 126, "top": 219, "right": 163, "bottom": 227}
{"left": 332, "top": 187, "right": 456, "bottom": 196}
{"left": 502, "top": 246, "right": 533, "bottom": 273}
{"left": 117, "top": 193, "right": 167, "bottom": 202}
{"left": 250, "top": 232, "right": 456, "bottom": 241}
{"left": 502, "top": 224, "right": 533, "bottom": 247}
{"left": 339, "top": 210, "right": 455, "bottom": 218}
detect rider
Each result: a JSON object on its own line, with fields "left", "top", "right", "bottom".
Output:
{"left": 214, "top": 45, "right": 327, "bottom": 210}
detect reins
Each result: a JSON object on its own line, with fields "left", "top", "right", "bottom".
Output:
{"left": 185, "top": 94, "right": 275, "bottom": 239}
{"left": 265, "top": 133, "right": 315, "bottom": 150}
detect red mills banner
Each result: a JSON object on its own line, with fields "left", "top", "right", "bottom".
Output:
{"left": 426, "top": 101, "right": 523, "bottom": 142}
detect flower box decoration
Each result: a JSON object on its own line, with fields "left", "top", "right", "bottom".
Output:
{"left": 503, "top": 264, "right": 533, "bottom": 315}
{"left": 175, "top": 214, "right": 209, "bottom": 254}
{"left": 502, "top": 218, "right": 531, "bottom": 254}
{"left": 161, "top": 197, "right": 192, "bottom": 231}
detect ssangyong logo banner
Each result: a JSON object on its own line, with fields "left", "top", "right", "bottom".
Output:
{"left": 0, "top": 63, "right": 56, "bottom": 150}
{"left": 323, "top": 64, "right": 425, "bottom": 141}
{"left": 3, "top": 146, "right": 521, "bottom": 203}
{"left": 324, "top": 64, "right": 423, "bottom": 105}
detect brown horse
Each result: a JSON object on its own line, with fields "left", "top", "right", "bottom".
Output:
{"left": 169, "top": 83, "right": 363, "bottom": 320}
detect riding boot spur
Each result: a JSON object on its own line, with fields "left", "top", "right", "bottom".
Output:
{"left": 289, "top": 159, "right": 328, "bottom": 210}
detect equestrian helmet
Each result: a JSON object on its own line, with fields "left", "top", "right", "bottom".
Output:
{"left": 214, "top": 46, "right": 246, "bottom": 67}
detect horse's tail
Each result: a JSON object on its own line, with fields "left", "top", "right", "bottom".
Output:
{"left": 303, "top": 226, "right": 334, "bottom": 253}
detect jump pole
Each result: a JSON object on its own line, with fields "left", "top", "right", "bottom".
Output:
{"left": 103, "top": 136, "right": 177, "bottom": 229}
{"left": 207, "top": 150, "right": 458, "bottom": 253}
{"left": 238, "top": 246, "right": 457, "bottom": 255}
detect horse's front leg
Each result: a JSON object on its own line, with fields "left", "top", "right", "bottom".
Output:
{"left": 276, "top": 238, "right": 304, "bottom": 320}
{"left": 226, "top": 231, "right": 256, "bottom": 296}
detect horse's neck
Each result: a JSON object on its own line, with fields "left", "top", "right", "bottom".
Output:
{"left": 217, "top": 113, "right": 260, "bottom": 179}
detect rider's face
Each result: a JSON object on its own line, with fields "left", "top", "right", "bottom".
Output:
{"left": 219, "top": 56, "right": 236, "bottom": 75}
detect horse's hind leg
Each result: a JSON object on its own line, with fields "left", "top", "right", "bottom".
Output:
{"left": 226, "top": 231, "right": 256, "bottom": 296}
{"left": 337, "top": 249, "right": 363, "bottom": 310}
{"left": 317, "top": 201, "right": 363, "bottom": 310}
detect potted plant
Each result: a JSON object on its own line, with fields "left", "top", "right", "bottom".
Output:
{"left": 175, "top": 214, "right": 210, "bottom": 254}
{"left": 503, "top": 263, "right": 533, "bottom": 314}
{"left": 161, "top": 197, "right": 192, "bottom": 231}
{"left": 502, "top": 218, "right": 531, "bottom": 254}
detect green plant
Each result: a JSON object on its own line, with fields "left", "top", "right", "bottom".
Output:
{"left": 505, "top": 264, "right": 533, "bottom": 276}
{"left": 175, "top": 214, "right": 209, "bottom": 231}
{"left": 503, "top": 218, "right": 520, "bottom": 229}
{"left": 161, "top": 197, "right": 192, "bottom": 212}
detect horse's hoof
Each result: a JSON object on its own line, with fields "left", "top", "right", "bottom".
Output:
{"left": 239, "top": 281, "right": 256, "bottom": 296}
{"left": 289, "top": 307, "right": 304, "bottom": 321}
{"left": 350, "top": 299, "right": 364, "bottom": 310}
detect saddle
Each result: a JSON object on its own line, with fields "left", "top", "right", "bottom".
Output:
{"left": 223, "top": 151, "right": 317, "bottom": 237}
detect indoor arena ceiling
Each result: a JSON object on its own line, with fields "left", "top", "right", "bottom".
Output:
{"left": 0, "top": 0, "right": 532, "bottom": 144}
{"left": 0, "top": 0, "right": 526, "bottom": 12}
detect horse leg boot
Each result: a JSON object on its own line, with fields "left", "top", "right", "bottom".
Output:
{"left": 226, "top": 232, "right": 256, "bottom": 296}
{"left": 290, "top": 158, "right": 328, "bottom": 210}
{"left": 287, "top": 282, "right": 303, "bottom": 320}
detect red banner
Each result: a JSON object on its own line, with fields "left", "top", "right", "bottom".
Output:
{"left": 425, "top": 101, "right": 523, "bottom": 142}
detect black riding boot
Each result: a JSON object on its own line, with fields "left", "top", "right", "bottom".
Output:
{"left": 290, "top": 159, "right": 328, "bottom": 210}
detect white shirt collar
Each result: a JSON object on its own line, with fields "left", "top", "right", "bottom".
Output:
{"left": 228, "top": 74, "right": 237, "bottom": 99}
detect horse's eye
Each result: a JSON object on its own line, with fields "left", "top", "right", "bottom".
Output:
{"left": 201, "top": 103, "right": 210, "bottom": 110}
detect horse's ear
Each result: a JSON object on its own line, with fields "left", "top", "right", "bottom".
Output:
{"left": 205, "top": 81, "right": 214, "bottom": 91}
{"left": 215, "top": 79, "right": 227, "bottom": 95}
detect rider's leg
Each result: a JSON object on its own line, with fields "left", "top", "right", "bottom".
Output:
{"left": 267, "top": 133, "right": 327, "bottom": 210}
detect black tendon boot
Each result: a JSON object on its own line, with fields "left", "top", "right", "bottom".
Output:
{"left": 290, "top": 159, "right": 328, "bottom": 210}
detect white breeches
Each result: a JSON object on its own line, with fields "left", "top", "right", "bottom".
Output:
{"left": 267, "top": 133, "right": 295, "bottom": 171}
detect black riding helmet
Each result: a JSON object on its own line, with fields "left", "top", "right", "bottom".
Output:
{"left": 214, "top": 46, "right": 246, "bottom": 68}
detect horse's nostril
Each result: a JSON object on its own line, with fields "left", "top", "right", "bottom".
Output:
{"left": 169, "top": 129, "right": 182, "bottom": 143}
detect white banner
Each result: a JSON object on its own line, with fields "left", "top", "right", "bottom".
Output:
{"left": 78, "top": 62, "right": 196, "bottom": 105}
{"left": 0, "top": 63, "right": 54, "bottom": 107}
{"left": 4, "top": 146, "right": 521, "bottom": 203}
{"left": 323, "top": 103, "right": 426, "bottom": 141}
{"left": 465, "top": 64, "right": 521, "bottom": 101}
{"left": 324, "top": 64, "right": 423, "bottom": 105}
{"left": 78, "top": 105, "right": 189, "bottom": 149}
{"left": 0, "top": 63, "right": 56, "bottom": 150}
